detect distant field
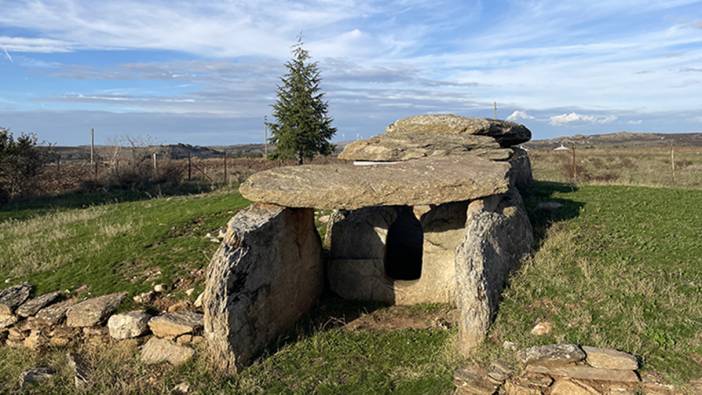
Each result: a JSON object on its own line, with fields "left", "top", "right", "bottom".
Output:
{"left": 530, "top": 146, "right": 702, "bottom": 188}
{"left": 2, "top": 181, "right": 701, "bottom": 392}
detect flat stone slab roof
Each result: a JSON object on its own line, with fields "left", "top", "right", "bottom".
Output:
{"left": 239, "top": 155, "right": 510, "bottom": 210}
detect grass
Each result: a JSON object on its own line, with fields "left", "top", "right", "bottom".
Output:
{"left": 2, "top": 171, "right": 702, "bottom": 391}
{"left": 0, "top": 189, "right": 249, "bottom": 299}
{"left": 473, "top": 182, "right": 702, "bottom": 384}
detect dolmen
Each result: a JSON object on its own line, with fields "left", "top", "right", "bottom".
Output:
{"left": 203, "top": 114, "right": 535, "bottom": 373}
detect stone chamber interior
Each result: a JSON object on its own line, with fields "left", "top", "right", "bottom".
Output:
{"left": 383, "top": 206, "right": 423, "bottom": 281}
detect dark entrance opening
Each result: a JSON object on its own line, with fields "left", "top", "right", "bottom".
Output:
{"left": 384, "top": 207, "right": 423, "bottom": 280}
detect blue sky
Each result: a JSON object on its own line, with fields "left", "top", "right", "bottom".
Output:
{"left": 1, "top": 0, "right": 701, "bottom": 146}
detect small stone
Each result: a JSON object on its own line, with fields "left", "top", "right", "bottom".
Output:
{"left": 318, "top": 215, "right": 330, "bottom": 223}
{"left": 35, "top": 299, "right": 76, "bottom": 325}
{"left": 530, "top": 321, "right": 552, "bottom": 336}
{"left": 0, "top": 314, "right": 18, "bottom": 329}
{"left": 172, "top": 382, "right": 190, "bottom": 394}
{"left": 550, "top": 379, "right": 600, "bottom": 395}
{"left": 50, "top": 336, "right": 70, "bottom": 347}
{"left": 0, "top": 283, "right": 32, "bottom": 315}
{"left": 8, "top": 327, "right": 26, "bottom": 340}
{"left": 517, "top": 344, "right": 586, "bottom": 366}
{"left": 148, "top": 311, "right": 203, "bottom": 338}
{"left": 82, "top": 326, "right": 108, "bottom": 336}
{"left": 23, "top": 331, "right": 47, "bottom": 350}
{"left": 16, "top": 291, "right": 62, "bottom": 317}
{"left": 503, "top": 340, "right": 517, "bottom": 351}
{"left": 154, "top": 284, "right": 167, "bottom": 293}
{"left": 66, "top": 292, "right": 126, "bottom": 327}
{"left": 67, "top": 352, "right": 89, "bottom": 389}
{"left": 107, "top": 311, "right": 151, "bottom": 340}
{"left": 167, "top": 301, "right": 191, "bottom": 313}
{"left": 185, "top": 288, "right": 195, "bottom": 297}
{"left": 193, "top": 292, "right": 204, "bottom": 308}
{"left": 19, "top": 367, "right": 56, "bottom": 389}
{"left": 176, "top": 334, "right": 193, "bottom": 345}
{"left": 140, "top": 337, "right": 194, "bottom": 366}
{"left": 453, "top": 366, "right": 499, "bottom": 395}
{"left": 582, "top": 346, "right": 638, "bottom": 370}
{"left": 503, "top": 379, "right": 542, "bottom": 395}
{"left": 526, "top": 365, "right": 639, "bottom": 383}
{"left": 133, "top": 291, "right": 156, "bottom": 305}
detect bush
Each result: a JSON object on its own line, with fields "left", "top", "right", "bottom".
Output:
{"left": 0, "top": 127, "right": 49, "bottom": 203}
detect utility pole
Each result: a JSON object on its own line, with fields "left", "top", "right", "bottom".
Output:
{"left": 90, "top": 128, "right": 95, "bottom": 165}
{"left": 152, "top": 153, "right": 157, "bottom": 174}
{"left": 223, "top": 150, "right": 228, "bottom": 184}
{"left": 671, "top": 142, "right": 676, "bottom": 184}
{"left": 572, "top": 144, "right": 577, "bottom": 184}
{"left": 493, "top": 102, "right": 497, "bottom": 119}
{"left": 263, "top": 116, "right": 269, "bottom": 158}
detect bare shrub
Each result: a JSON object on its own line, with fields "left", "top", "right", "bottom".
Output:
{"left": 0, "top": 127, "right": 51, "bottom": 204}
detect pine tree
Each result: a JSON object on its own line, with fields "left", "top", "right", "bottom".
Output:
{"left": 267, "top": 38, "right": 336, "bottom": 164}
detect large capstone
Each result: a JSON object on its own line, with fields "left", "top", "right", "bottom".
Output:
{"left": 240, "top": 155, "right": 510, "bottom": 210}
{"left": 203, "top": 203, "right": 323, "bottom": 373}
{"left": 455, "top": 189, "right": 533, "bottom": 355}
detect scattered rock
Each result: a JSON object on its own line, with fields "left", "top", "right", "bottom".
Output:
{"left": 35, "top": 299, "right": 76, "bottom": 325}
{"left": 140, "top": 337, "right": 194, "bottom": 366}
{"left": 582, "top": 346, "right": 638, "bottom": 370}
{"left": 23, "top": 331, "right": 48, "bottom": 350}
{"left": 167, "top": 301, "right": 191, "bottom": 313}
{"left": 133, "top": 291, "right": 156, "bottom": 305}
{"left": 526, "top": 365, "right": 639, "bottom": 383}
{"left": 172, "top": 382, "right": 190, "bottom": 394}
{"left": 67, "top": 351, "right": 89, "bottom": 389}
{"left": 107, "top": 311, "right": 151, "bottom": 340}
{"left": 175, "top": 334, "right": 193, "bottom": 345}
{"left": 0, "top": 282, "right": 32, "bottom": 315}
{"left": 193, "top": 292, "right": 204, "bottom": 309}
{"left": 550, "top": 379, "right": 600, "bottom": 394}
{"left": 517, "top": 344, "right": 586, "bottom": 366}
{"left": 154, "top": 284, "right": 167, "bottom": 293}
{"left": 185, "top": 288, "right": 195, "bottom": 297}
{"left": 503, "top": 341, "right": 518, "bottom": 351}
{"left": 503, "top": 378, "right": 542, "bottom": 395}
{"left": 82, "top": 326, "right": 108, "bottom": 337}
{"left": 149, "top": 311, "right": 203, "bottom": 338}
{"left": 318, "top": 215, "right": 330, "bottom": 223}
{"left": 16, "top": 291, "right": 62, "bottom": 317}
{"left": 530, "top": 321, "right": 553, "bottom": 336}
{"left": 453, "top": 366, "right": 499, "bottom": 395}
{"left": 66, "top": 292, "right": 126, "bottom": 327}
{"left": 19, "top": 367, "right": 56, "bottom": 389}
{"left": 0, "top": 314, "right": 18, "bottom": 329}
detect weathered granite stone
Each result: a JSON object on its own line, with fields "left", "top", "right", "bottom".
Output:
{"left": 0, "top": 283, "right": 32, "bottom": 315}
{"left": 16, "top": 291, "right": 62, "bottom": 318}
{"left": 453, "top": 366, "right": 499, "bottom": 395}
{"left": 384, "top": 114, "right": 532, "bottom": 147}
{"left": 455, "top": 189, "right": 533, "bottom": 354}
{"left": 0, "top": 314, "right": 18, "bottom": 329}
{"left": 582, "top": 346, "right": 639, "bottom": 370}
{"left": 526, "top": 365, "right": 639, "bottom": 382}
{"left": 338, "top": 133, "right": 501, "bottom": 162}
{"left": 107, "top": 311, "right": 151, "bottom": 339}
{"left": 19, "top": 367, "right": 56, "bottom": 389}
{"left": 517, "top": 344, "right": 586, "bottom": 366}
{"left": 35, "top": 299, "right": 76, "bottom": 326}
{"left": 149, "top": 311, "right": 202, "bottom": 338}
{"left": 140, "top": 337, "right": 194, "bottom": 366}
{"left": 240, "top": 156, "right": 510, "bottom": 210}
{"left": 66, "top": 293, "right": 126, "bottom": 327}
{"left": 203, "top": 203, "right": 323, "bottom": 373}
{"left": 550, "top": 379, "right": 601, "bottom": 395}
{"left": 508, "top": 147, "right": 533, "bottom": 188}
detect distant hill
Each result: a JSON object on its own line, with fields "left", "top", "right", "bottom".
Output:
{"left": 526, "top": 132, "right": 702, "bottom": 149}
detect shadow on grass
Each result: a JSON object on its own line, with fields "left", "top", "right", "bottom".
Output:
{"left": 0, "top": 182, "right": 216, "bottom": 221}
{"left": 522, "top": 180, "right": 585, "bottom": 249}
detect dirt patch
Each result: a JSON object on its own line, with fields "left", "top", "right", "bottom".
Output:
{"left": 343, "top": 304, "right": 457, "bottom": 331}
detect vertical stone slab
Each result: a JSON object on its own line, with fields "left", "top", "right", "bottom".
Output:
{"left": 203, "top": 203, "right": 322, "bottom": 373}
{"left": 455, "top": 189, "right": 533, "bottom": 355}
{"left": 507, "top": 147, "right": 533, "bottom": 189}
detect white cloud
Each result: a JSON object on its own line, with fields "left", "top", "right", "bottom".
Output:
{"left": 506, "top": 110, "right": 534, "bottom": 122}
{"left": 627, "top": 119, "right": 643, "bottom": 125}
{"left": 549, "top": 112, "right": 617, "bottom": 126}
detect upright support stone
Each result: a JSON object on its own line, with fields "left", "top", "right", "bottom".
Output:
{"left": 203, "top": 203, "right": 323, "bottom": 373}
{"left": 455, "top": 189, "right": 533, "bottom": 355}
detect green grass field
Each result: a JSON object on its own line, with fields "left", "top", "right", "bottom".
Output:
{"left": 1, "top": 181, "right": 701, "bottom": 392}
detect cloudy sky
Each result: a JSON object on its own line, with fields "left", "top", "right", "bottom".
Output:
{"left": 1, "top": 0, "right": 701, "bottom": 145}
